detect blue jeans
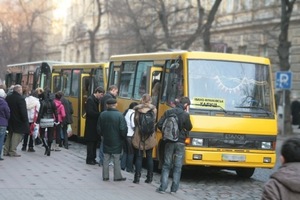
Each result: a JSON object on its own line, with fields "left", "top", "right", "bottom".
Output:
{"left": 121, "top": 137, "right": 134, "bottom": 172}
{"left": 159, "top": 142, "right": 185, "bottom": 193}
{"left": 134, "top": 148, "right": 153, "bottom": 173}
{"left": 0, "top": 126, "right": 7, "bottom": 158}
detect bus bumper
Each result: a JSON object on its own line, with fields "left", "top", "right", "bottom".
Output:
{"left": 184, "top": 149, "right": 276, "bottom": 168}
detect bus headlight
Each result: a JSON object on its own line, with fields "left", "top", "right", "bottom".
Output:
{"left": 192, "top": 138, "right": 203, "bottom": 146}
{"left": 261, "top": 142, "right": 272, "bottom": 149}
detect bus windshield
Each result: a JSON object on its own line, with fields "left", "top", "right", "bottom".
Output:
{"left": 188, "top": 59, "right": 274, "bottom": 116}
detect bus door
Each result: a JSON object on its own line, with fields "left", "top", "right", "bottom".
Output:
{"left": 150, "top": 66, "right": 163, "bottom": 113}
{"left": 80, "top": 73, "right": 91, "bottom": 138}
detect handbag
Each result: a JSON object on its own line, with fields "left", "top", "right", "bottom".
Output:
{"left": 40, "top": 118, "right": 55, "bottom": 128}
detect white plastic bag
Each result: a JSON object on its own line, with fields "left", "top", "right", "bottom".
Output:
{"left": 33, "top": 124, "right": 40, "bottom": 139}
{"left": 67, "top": 124, "right": 73, "bottom": 137}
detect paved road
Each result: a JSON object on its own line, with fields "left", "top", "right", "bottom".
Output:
{"left": 0, "top": 134, "right": 296, "bottom": 200}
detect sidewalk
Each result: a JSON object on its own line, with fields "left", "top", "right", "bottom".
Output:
{"left": 0, "top": 142, "right": 189, "bottom": 200}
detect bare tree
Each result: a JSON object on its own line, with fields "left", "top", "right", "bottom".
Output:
{"left": 87, "top": 0, "right": 103, "bottom": 62}
{"left": 278, "top": 0, "right": 296, "bottom": 135}
{"left": 107, "top": 0, "right": 222, "bottom": 53}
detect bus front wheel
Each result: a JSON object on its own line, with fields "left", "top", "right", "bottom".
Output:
{"left": 235, "top": 168, "right": 255, "bottom": 178}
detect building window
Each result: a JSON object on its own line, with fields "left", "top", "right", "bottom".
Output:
{"left": 238, "top": 45, "right": 247, "bottom": 54}
{"left": 259, "top": 44, "right": 268, "bottom": 57}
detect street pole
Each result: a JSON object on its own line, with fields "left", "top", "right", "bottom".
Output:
{"left": 282, "top": 90, "right": 285, "bottom": 135}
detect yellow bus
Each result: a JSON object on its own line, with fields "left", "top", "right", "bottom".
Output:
{"left": 51, "top": 62, "right": 109, "bottom": 138}
{"left": 108, "top": 51, "right": 277, "bottom": 178}
{"left": 5, "top": 61, "right": 68, "bottom": 91}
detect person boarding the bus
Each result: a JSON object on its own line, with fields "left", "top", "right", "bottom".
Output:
{"left": 132, "top": 94, "right": 157, "bottom": 184}
{"left": 262, "top": 137, "right": 300, "bottom": 200}
{"left": 85, "top": 87, "right": 105, "bottom": 165}
{"left": 98, "top": 85, "right": 118, "bottom": 166}
{"left": 22, "top": 89, "right": 40, "bottom": 152}
{"left": 121, "top": 102, "right": 138, "bottom": 172}
{"left": 97, "top": 98, "right": 127, "bottom": 181}
{"left": 36, "top": 89, "right": 58, "bottom": 156}
{"left": 156, "top": 96, "right": 192, "bottom": 194}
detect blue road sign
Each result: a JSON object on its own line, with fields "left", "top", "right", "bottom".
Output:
{"left": 276, "top": 71, "right": 292, "bottom": 90}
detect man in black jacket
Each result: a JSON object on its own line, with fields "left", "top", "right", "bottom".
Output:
{"left": 4, "top": 85, "right": 29, "bottom": 157}
{"left": 156, "top": 97, "right": 192, "bottom": 194}
{"left": 85, "top": 87, "right": 105, "bottom": 165}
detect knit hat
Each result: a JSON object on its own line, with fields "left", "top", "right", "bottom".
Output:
{"left": 0, "top": 89, "right": 7, "bottom": 98}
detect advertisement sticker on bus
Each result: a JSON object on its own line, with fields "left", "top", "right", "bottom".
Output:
{"left": 191, "top": 97, "right": 225, "bottom": 109}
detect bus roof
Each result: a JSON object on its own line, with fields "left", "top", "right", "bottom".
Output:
{"left": 7, "top": 60, "right": 70, "bottom": 68}
{"left": 109, "top": 51, "right": 270, "bottom": 65}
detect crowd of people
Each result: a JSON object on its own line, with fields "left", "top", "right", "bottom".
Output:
{"left": 0, "top": 84, "right": 73, "bottom": 159}
{"left": 2, "top": 83, "right": 297, "bottom": 198}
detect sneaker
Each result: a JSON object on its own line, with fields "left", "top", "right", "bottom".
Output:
{"left": 170, "top": 191, "right": 176, "bottom": 195}
{"left": 109, "top": 162, "right": 114, "bottom": 166}
{"left": 156, "top": 188, "right": 165, "bottom": 194}
{"left": 21, "top": 147, "right": 26, "bottom": 151}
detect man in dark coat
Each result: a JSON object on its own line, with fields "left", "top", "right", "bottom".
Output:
{"left": 4, "top": 85, "right": 30, "bottom": 157}
{"left": 60, "top": 92, "right": 74, "bottom": 149}
{"left": 85, "top": 87, "right": 105, "bottom": 165}
{"left": 98, "top": 85, "right": 118, "bottom": 165}
{"left": 97, "top": 98, "right": 127, "bottom": 181}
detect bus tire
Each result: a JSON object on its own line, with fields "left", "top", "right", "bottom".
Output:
{"left": 235, "top": 167, "right": 255, "bottom": 178}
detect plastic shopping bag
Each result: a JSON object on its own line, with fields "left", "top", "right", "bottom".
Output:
{"left": 33, "top": 123, "right": 40, "bottom": 139}
{"left": 67, "top": 124, "right": 73, "bottom": 137}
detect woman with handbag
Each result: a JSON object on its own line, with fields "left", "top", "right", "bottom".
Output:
{"left": 36, "top": 90, "right": 58, "bottom": 156}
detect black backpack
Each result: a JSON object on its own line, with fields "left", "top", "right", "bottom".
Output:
{"left": 138, "top": 109, "right": 155, "bottom": 141}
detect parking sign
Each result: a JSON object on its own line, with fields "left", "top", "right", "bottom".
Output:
{"left": 276, "top": 71, "right": 292, "bottom": 90}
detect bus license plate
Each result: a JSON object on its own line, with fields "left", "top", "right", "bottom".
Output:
{"left": 222, "top": 154, "right": 245, "bottom": 162}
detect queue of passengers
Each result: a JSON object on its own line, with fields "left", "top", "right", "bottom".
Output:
{"left": 0, "top": 84, "right": 73, "bottom": 160}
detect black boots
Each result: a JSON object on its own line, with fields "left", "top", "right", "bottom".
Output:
{"left": 133, "top": 172, "right": 141, "bottom": 184}
{"left": 145, "top": 171, "right": 153, "bottom": 183}
{"left": 42, "top": 138, "right": 51, "bottom": 156}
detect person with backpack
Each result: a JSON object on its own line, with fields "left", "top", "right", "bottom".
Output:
{"left": 132, "top": 94, "right": 157, "bottom": 184}
{"left": 156, "top": 96, "right": 192, "bottom": 194}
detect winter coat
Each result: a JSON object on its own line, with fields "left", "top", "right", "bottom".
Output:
{"left": 97, "top": 108, "right": 127, "bottom": 154}
{"left": 100, "top": 92, "right": 115, "bottom": 112}
{"left": 0, "top": 97, "right": 10, "bottom": 126}
{"left": 261, "top": 162, "right": 300, "bottom": 200}
{"left": 132, "top": 103, "right": 157, "bottom": 150}
{"left": 6, "top": 91, "right": 30, "bottom": 134}
{"left": 36, "top": 98, "right": 58, "bottom": 124}
{"left": 124, "top": 109, "right": 135, "bottom": 137}
{"left": 25, "top": 96, "right": 40, "bottom": 123}
{"left": 61, "top": 97, "right": 73, "bottom": 125}
{"left": 54, "top": 99, "right": 66, "bottom": 122}
{"left": 157, "top": 103, "right": 193, "bottom": 144}
{"left": 84, "top": 94, "right": 100, "bottom": 142}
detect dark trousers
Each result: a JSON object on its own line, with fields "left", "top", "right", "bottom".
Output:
{"left": 86, "top": 141, "right": 97, "bottom": 162}
{"left": 23, "top": 123, "right": 34, "bottom": 148}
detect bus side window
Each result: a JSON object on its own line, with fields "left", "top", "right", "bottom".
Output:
{"left": 62, "top": 70, "right": 71, "bottom": 96}
{"left": 119, "top": 62, "right": 135, "bottom": 98}
{"left": 133, "top": 61, "right": 153, "bottom": 99}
